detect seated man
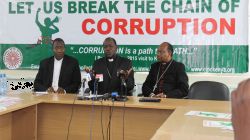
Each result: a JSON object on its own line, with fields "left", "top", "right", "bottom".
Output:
{"left": 88, "top": 37, "right": 134, "bottom": 96}
{"left": 142, "top": 42, "right": 189, "bottom": 98}
{"left": 34, "top": 38, "right": 81, "bottom": 93}
{"left": 232, "top": 79, "right": 250, "bottom": 140}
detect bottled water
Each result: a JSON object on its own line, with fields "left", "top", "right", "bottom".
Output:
{"left": 0, "top": 74, "right": 7, "bottom": 96}
{"left": 2, "top": 74, "right": 7, "bottom": 95}
{"left": 0, "top": 74, "right": 3, "bottom": 96}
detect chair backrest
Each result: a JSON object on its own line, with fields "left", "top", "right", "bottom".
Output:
{"left": 188, "top": 81, "right": 229, "bottom": 101}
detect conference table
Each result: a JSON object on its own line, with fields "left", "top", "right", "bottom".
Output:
{"left": 0, "top": 93, "right": 233, "bottom": 140}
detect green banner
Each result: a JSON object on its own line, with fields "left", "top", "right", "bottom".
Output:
{"left": 0, "top": 44, "right": 247, "bottom": 73}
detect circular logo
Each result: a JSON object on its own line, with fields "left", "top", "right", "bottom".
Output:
{"left": 3, "top": 47, "right": 23, "bottom": 69}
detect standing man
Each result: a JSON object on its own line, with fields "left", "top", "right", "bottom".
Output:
{"left": 142, "top": 42, "right": 189, "bottom": 98}
{"left": 88, "top": 37, "right": 135, "bottom": 95}
{"left": 34, "top": 38, "right": 81, "bottom": 93}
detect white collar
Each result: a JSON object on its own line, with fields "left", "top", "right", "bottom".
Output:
{"left": 108, "top": 58, "right": 114, "bottom": 62}
{"left": 54, "top": 57, "right": 63, "bottom": 62}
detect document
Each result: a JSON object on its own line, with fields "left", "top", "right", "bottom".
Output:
{"left": 34, "top": 91, "right": 48, "bottom": 96}
{"left": 203, "top": 120, "right": 233, "bottom": 131}
{"left": 185, "top": 111, "right": 231, "bottom": 119}
{"left": 0, "top": 96, "right": 23, "bottom": 108}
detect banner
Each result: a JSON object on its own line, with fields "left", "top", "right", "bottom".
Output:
{"left": 0, "top": 0, "right": 248, "bottom": 73}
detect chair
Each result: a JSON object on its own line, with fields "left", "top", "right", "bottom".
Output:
{"left": 188, "top": 81, "right": 229, "bottom": 101}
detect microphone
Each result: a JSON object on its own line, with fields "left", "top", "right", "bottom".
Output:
{"left": 82, "top": 78, "right": 87, "bottom": 89}
{"left": 111, "top": 92, "right": 118, "bottom": 101}
{"left": 95, "top": 74, "right": 103, "bottom": 82}
{"left": 84, "top": 88, "right": 91, "bottom": 93}
{"left": 117, "top": 70, "right": 127, "bottom": 87}
{"left": 95, "top": 78, "right": 100, "bottom": 82}
{"left": 103, "top": 93, "right": 111, "bottom": 100}
{"left": 84, "top": 68, "right": 95, "bottom": 80}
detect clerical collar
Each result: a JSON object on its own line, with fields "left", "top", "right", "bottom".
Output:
{"left": 108, "top": 58, "right": 114, "bottom": 62}
{"left": 161, "top": 59, "right": 172, "bottom": 65}
{"left": 106, "top": 55, "right": 116, "bottom": 62}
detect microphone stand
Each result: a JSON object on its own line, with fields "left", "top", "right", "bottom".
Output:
{"left": 93, "top": 78, "right": 99, "bottom": 101}
{"left": 82, "top": 79, "right": 86, "bottom": 94}
{"left": 118, "top": 76, "right": 128, "bottom": 102}
{"left": 77, "top": 79, "right": 86, "bottom": 100}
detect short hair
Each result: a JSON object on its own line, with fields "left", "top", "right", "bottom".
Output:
{"left": 52, "top": 38, "right": 65, "bottom": 47}
{"left": 103, "top": 37, "right": 117, "bottom": 46}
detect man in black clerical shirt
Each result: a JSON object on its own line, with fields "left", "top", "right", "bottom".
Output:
{"left": 142, "top": 42, "right": 189, "bottom": 98}
{"left": 88, "top": 37, "right": 135, "bottom": 95}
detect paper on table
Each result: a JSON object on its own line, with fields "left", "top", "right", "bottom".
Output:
{"left": 83, "top": 95, "right": 103, "bottom": 98}
{"left": 0, "top": 96, "right": 23, "bottom": 108}
{"left": 185, "top": 111, "right": 231, "bottom": 119}
{"left": 34, "top": 91, "right": 48, "bottom": 96}
{"left": 203, "top": 120, "right": 233, "bottom": 130}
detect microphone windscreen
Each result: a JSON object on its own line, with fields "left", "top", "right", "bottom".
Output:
{"left": 95, "top": 74, "right": 103, "bottom": 82}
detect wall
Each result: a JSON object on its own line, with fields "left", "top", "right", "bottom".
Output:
{"left": 1, "top": 2, "right": 250, "bottom": 96}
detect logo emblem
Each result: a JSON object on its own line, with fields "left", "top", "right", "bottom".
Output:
{"left": 3, "top": 47, "right": 23, "bottom": 69}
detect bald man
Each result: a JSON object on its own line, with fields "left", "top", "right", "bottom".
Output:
{"left": 142, "top": 42, "right": 189, "bottom": 98}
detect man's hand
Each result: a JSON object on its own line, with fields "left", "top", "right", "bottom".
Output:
{"left": 47, "top": 87, "right": 55, "bottom": 93}
{"left": 119, "top": 68, "right": 133, "bottom": 80}
{"left": 56, "top": 87, "right": 66, "bottom": 94}
{"left": 232, "top": 79, "right": 250, "bottom": 140}
{"left": 155, "top": 93, "right": 167, "bottom": 98}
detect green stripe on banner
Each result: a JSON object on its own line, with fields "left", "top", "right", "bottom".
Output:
{"left": 0, "top": 44, "right": 248, "bottom": 73}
